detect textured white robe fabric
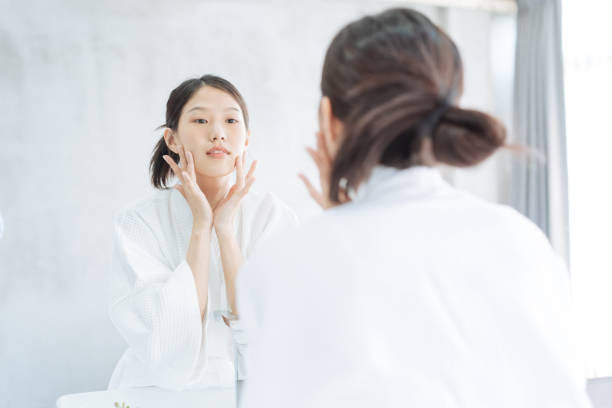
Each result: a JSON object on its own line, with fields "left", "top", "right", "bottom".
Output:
{"left": 108, "top": 187, "right": 297, "bottom": 390}
{"left": 237, "top": 166, "right": 592, "bottom": 408}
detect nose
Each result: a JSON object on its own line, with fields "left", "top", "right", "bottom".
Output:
{"left": 210, "top": 133, "right": 225, "bottom": 142}
{"left": 209, "top": 130, "right": 226, "bottom": 142}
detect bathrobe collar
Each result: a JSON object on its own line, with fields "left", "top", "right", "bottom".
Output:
{"left": 353, "top": 165, "right": 450, "bottom": 203}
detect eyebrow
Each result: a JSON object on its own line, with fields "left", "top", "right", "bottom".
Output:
{"left": 186, "top": 106, "right": 240, "bottom": 113}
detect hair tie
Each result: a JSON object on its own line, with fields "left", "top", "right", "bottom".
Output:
{"left": 417, "top": 94, "right": 453, "bottom": 139}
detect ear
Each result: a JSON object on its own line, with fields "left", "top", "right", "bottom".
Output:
{"left": 163, "top": 128, "right": 179, "bottom": 154}
{"left": 319, "top": 96, "right": 344, "bottom": 157}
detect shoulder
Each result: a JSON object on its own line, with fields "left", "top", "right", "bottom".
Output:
{"left": 465, "top": 192, "right": 550, "bottom": 240}
{"left": 449, "top": 190, "right": 560, "bottom": 262}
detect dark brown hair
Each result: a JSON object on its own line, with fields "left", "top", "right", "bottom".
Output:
{"left": 150, "top": 74, "right": 250, "bottom": 189}
{"left": 322, "top": 8, "right": 507, "bottom": 202}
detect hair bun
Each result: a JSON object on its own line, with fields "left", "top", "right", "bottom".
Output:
{"left": 432, "top": 106, "right": 506, "bottom": 167}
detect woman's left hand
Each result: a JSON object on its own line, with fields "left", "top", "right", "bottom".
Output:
{"left": 299, "top": 131, "right": 350, "bottom": 209}
{"left": 213, "top": 151, "right": 257, "bottom": 232}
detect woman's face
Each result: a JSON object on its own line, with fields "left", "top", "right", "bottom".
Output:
{"left": 173, "top": 86, "right": 249, "bottom": 178}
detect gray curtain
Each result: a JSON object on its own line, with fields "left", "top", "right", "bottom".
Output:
{"left": 512, "top": 0, "right": 569, "bottom": 263}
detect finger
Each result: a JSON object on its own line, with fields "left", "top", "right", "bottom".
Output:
{"left": 181, "top": 170, "right": 196, "bottom": 190}
{"left": 163, "top": 155, "right": 184, "bottom": 183}
{"left": 235, "top": 154, "right": 245, "bottom": 188}
{"left": 187, "top": 151, "right": 196, "bottom": 178}
{"left": 181, "top": 147, "right": 190, "bottom": 172}
{"left": 227, "top": 184, "right": 239, "bottom": 198}
{"left": 298, "top": 173, "right": 326, "bottom": 208}
{"left": 182, "top": 146, "right": 190, "bottom": 170}
{"left": 305, "top": 148, "right": 331, "bottom": 195}
{"left": 306, "top": 147, "right": 330, "bottom": 178}
{"left": 213, "top": 198, "right": 226, "bottom": 211}
{"left": 306, "top": 147, "right": 325, "bottom": 170}
{"left": 338, "top": 189, "right": 350, "bottom": 203}
{"left": 219, "top": 184, "right": 240, "bottom": 208}
{"left": 316, "top": 131, "right": 324, "bottom": 154}
{"left": 174, "top": 183, "right": 186, "bottom": 199}
{"left": 246, "top": 160, "right": 258, "bottom": 180}
{"left": 178, "top": 145, "right": 188, "bottom": 170}
{"left": 181, "top": 171, "right": 202, "bottom": 198}
{"left": 316, "top": 131, "right": 332, "bottom": 161}
{"left": 242, "top": 176, "right": 256, "bottom": 195}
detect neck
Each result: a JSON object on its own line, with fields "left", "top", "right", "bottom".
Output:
{"left": 196, "top": 173, "right": 232, "bottom": 209}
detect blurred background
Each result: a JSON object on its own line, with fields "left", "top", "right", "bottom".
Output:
{"left": 0, "top": 0, "right": 610, "bottom": 407}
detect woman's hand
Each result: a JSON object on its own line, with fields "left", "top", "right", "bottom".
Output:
{"left": 213, "top": 151, "right": 257, "bottom": 233}
{"left": 299, "top": 131, "right": 350, "bottom": 209}
{"left": 163, "top": 146, "right": 213, "bottom": 229}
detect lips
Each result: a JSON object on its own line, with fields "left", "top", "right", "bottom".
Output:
{"left": 206, "top": 146, "right": 230, "bottom": 155}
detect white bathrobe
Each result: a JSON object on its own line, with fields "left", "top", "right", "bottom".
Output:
{"left": 237, "top": 166, "right": 592, "bottom": 408}
{"left": 108, "top": 187, "right": 297, "bottom": 390}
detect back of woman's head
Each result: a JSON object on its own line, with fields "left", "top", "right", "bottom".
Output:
{"left": 322, "top": 8, "right": 506, "bottom": 201}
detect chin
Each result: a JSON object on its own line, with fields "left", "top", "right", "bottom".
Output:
{"left": 197, "top": 163, "right": 234, "bottom": 178}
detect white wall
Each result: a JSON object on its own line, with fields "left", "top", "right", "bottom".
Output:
{"left": 441, "top": 7, "right": 516, "bottom": 203}
{"left": 0, "top": 1, "right": 514, "bottom": 407}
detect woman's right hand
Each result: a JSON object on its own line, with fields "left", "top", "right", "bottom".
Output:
{"left": 163, "top": 146, "right": 213, "bottom": 229}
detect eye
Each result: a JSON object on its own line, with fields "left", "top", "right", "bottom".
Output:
{"left": 226, "top": 118, "right": 239, "bottom": 124}
{"left": 195, "top": 119, "right": 208, "bottom": 124}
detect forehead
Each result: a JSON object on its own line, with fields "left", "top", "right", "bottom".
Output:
{"left": 183, "top": 86, "right": 242, "bottom": 112}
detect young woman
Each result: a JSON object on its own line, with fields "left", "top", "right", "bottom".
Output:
{"left": 236, "top": 9, "right": 591, "bottom": 408}
{"left": 108, "top": 75, "right": 297, "bottom": 390}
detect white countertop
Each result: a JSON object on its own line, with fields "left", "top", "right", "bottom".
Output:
{"left": 56, "top": 387, "right": 236, "bottom": 408}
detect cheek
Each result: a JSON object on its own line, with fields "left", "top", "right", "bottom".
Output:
{"left": 230, "top": 128, "right": 247, "bottom": 147}
{"left": 176, "top": 128, "right": 198, "bottom": 148}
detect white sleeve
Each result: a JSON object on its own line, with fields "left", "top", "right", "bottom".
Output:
{"left": 221, "top": 312, "right": 248, "bottom": 380}
{"left": 108, "top": 211, "right": 206, "bottom": 390}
